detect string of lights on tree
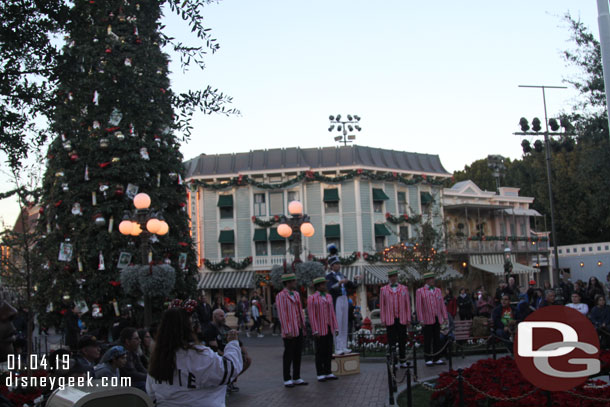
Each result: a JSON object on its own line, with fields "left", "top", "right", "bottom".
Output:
{"left": 188, "top": 169, "right": 452, "bottom": 191}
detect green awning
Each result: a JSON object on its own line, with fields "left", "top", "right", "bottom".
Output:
{"left": 253, "top": 229, "right": 267, "bottom": 242}
{"left": 323, "top": 189, "right": 340, "bottom": 202}
{"left": 325, "top": 224, "right": 341, "bottom": 238}
{"left": 218, "top": 230, "right": 235, "bottom": 243}
{"left": 375, "top": 223, "right": 391, "bottom": 237}
{"left": 372, "top": 188, "right": 389, "bottom": 201}
{"left": 420, "top": 192, "right": 434, "bottom": 205}
{"left": 217, "top": 195, "right": 233, "bottom": 208}
{"left": 269, "top": 228, "right": 285, "bottom": 241}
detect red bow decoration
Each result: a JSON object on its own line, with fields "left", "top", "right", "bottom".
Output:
{"left": 178, "top": 242, "right": 188, "bottom": 247}
{"left": 99, "top": 161, "right": 111, "bottom": 168}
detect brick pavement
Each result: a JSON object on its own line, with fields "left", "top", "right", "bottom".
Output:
{"left": 226, "top": 333, "right": 494, "bottom": 407}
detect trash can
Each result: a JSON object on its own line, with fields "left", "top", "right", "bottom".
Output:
{"left": 46, "top": 382, "right": 153, "bottom": 407}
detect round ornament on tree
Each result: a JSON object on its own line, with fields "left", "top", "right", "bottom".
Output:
{"left": 94, "top": 213, "right": 106, "bottom": 227}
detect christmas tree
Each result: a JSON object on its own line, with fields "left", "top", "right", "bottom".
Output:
{"left": 33, "top": 0, "right": 229, "bottom": 332}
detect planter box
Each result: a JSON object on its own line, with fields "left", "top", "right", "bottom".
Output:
{"left": 331, "top": 353, "right": 360, "bottom": 376}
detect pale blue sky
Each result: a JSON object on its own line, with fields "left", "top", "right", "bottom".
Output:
{"left": 0, "top": 0, "right": 600, "bottom": 228}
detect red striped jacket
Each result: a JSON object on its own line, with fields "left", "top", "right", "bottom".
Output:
{"left": 415, "top": 285, "right": 447, "bottom": 325}
{"left": 275, "top": 288, "right": 305, "bottom": 338}
{"left": 380, "top": 284, "right": 411, "bottom": 326}
{"left": 307, "top": 291, "right": 338, "bottom": 336}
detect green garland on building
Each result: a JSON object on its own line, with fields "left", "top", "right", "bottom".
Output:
{"left": 363, "top": 252, "right": 384, "bottom": 264}
{"left": 251, "top": 215, "right": 280, "bottom": 227}
{"left": 203, "top": 256, "right": 253, "bottom": 271}
{"left": 467, "top": 236, "right": 549, "bottom": 242}
{"left": 189, "top": 169, "right": 451, "bottom": 191}
{"left": 385, "top": 213, "right": 422, "bottom": 225}
{"left": 309, "top": 251, "right": 360, "bottom": 266}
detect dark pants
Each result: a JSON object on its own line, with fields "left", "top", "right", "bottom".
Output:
{"left": 250, "top": 318, "right": 261, "bottom": 333}
{"left": 283, "top": 332, "right": 303, "bottom": 381}
{"left": 272, "top": 318, "right": 281, "bottom": 334}
{"left": 314, "top": 328, "right": 334, "bottom": 376}
{"left": 387, "top": 318, "right": 407, "bottom": 361}
{"left": 423, "top": 319, "right": 441, "bottom": 362}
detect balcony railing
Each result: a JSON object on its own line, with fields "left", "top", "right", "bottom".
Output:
{"left": 447, "top": 237, "right": 549, "bottom": 254}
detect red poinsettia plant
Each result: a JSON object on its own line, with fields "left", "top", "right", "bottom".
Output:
{"left": 431, "top": 355, "right": 610, "bottom": 407}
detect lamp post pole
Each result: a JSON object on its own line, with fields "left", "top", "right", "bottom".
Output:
{"left": 119, "top": 193, "right": 169, "bottom": 326}
{"left": 277, "top": 201, "right": 315, "bottom": 269}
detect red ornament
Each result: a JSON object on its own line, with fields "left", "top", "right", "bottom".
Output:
{"left": 357, "top": 169, "right": 363, "bottom": 174}
{"left": 115, "top": 185, "right": 124, "bottom": 196}
{"left": 224, "top": 257, "right": 229, "bottom": 263}
{"left": 179, "top": 202, "right": 186, "bottom": 207}
{"left": 422, "top": 174, "right": 427, "bottom": 180}
{"left": 109, "top": 281, "right": 121, "bottom": 287}
{"left": 160, "top": 88, "right": 166, "bottom": 94}
{"left": 99, "top": 161, "right": 111, "bottom": 168}
{"left": 63, "top": 265, "right": 71, "bottom": 271}
{"left": 105, "top": 48, "right": 112, "bottom": 53}
{"left": 39, "top": 207, "right": 44, "bottom": 214}
{"left": 105, "top": 126, "right": 120, "bottom": 133}
{"left": 135, "top": 38, "right": 142, "bottom": 44}
{"left": 70, "top": 153, "right": 79, "bottom": 161}
{"left": 178, "top": 242, "right": 188, "bottom": 247}
{"left": 305, "top": 170, "right": 315, "bottom": 179}
{"left": 274, "top": 215, "right": 279, "bottom": 221}
{"left": 392, "top": 172, "right": 398, "bottom": 178}
{"left": 402, "top": 214, "right": 409, "bottom": 219}
{"left": 54, "top": 200, "right": 62, "bottom": 207}
{"left": 356, "top": 252, "right": 361, "bottom": 258}
{"left": 385, "top": 212, "right": 391, "bottom": 219}
{"left": 363, "top": 253, "right": 369, "bottom": 259}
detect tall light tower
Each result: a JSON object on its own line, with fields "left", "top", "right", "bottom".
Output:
{"left": 329, "top": 114, "right": 361, "bottom": 146}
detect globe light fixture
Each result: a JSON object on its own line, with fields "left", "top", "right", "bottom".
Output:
{"left": 156, "top": 220, "right": 169, "bottom": 236}
{"left": 277, "top": 223, "right": 293, "bottom": 238}
{"left": 288, "top": 200, "right": 303, "bottom": 216}
{"left": 119, "top": 219, "right": 133, "bottom": 235}
{"left": 133, "top": 192, "right": 151, "bottom": 209}
{"left": 146, "top": 218, "right": 161, "bottom": 234}
{"left": 300, "top": 222, "right": 314, "bottom": 237}
{"left": 130, "top": 222, "right": 142, "bottom": 236}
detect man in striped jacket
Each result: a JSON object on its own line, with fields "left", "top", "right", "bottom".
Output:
{"left": 380, "top": 270, "right": 411, "bottom": 367}
{"left": 275, "top": 273, "right": 308, "bottom": 388}
{"left": 307, "top": 276, "right": 339, "bottom": 382}
{"left": 415, "top": 272, "right": 448, "bottom": 366}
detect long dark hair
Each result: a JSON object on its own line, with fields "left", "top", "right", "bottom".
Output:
{"left": 148, "top": 308, "right": 198, "bottom": 381}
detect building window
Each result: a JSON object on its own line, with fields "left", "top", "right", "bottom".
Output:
{"left": 420, "top": 191, "right": 434, "bottom": 208}
{"left": 324, "top": 189, "right": 340, "bottom": 213}
{"left": 255, "top": 242, "right": 268, "bottom": 256}
{"left": 270, "top": 241, "right": 285, "bottom": 255}
{"left": 375, "top": 236, "right": 386, "bottom": 252}
{"left": 372, "top": 188, "right": 389, "bottom": 213}
{"left": 218, "top": 195, "right": 234, "bottom": 219}
{"left": 399, "top": 226, "right": 409, "bottom": 242}
{"left": 397, "top": 192, "right": 408, "bottom": 214}
{"left": 589, "top": 247, "right": 593, "bottom": 252}
{"left": 221, "top": 243, "right": 234, "bottom": 258}
{"left": 269, "top": 192, "right": 284, "bottom": 216}
{"left": 581, "top": 247, "right": 585, "bottom": 252}
{"left": 253, "top": 193, "right": 266, "bottom": 217}
{"left": 598, "top": 246, "right": 601, "bottom": 251}
{"left": 326, "top": 237, "right": 340, "bottom": 251}
{"left": 566, "top": 248, "right": 570, "bottom": 253}
{"left": 606, "top": 245, "right": 609, "bottom": 250}
{"left": 287, "top": 191, "right": 299, "bottom": 202}
{"left": 558, "top": 249, "right": 562, "bottom": 254}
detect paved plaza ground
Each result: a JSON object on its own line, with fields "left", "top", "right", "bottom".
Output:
{"left": 228, "top": 332, "right": 487, "bottom": 407}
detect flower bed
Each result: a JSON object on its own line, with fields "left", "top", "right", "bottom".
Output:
{"left": 348, "top": 329, "right": 423, "bottom": 355}
{"left": 431, "top": 356, "right": 610, "bottom": 407}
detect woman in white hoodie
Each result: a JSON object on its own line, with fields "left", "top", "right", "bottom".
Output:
{"left": 146, "top": 308, "right": 242, "bottom": 407}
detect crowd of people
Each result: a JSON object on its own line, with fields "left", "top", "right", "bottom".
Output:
{"left": 438, "top": 274, "right": 610, "bottom": 349}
